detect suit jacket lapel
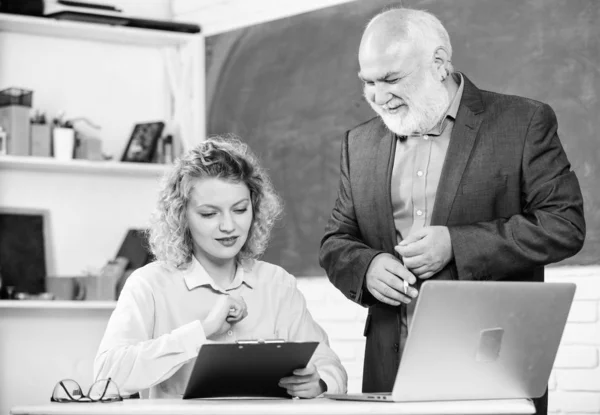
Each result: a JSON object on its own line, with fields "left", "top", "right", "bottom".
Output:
{"left": 431, "top": 75, "right": 485, "bottom": 226}
{"left": 372, "top": 125, "right": 397, "bottom": 253}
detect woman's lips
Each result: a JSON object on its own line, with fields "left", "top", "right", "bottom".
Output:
{"left": 216, "top": 236, "right": 239, "bottom": 247}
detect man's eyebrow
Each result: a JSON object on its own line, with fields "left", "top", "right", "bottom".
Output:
{"left": 358, "top": 71, "right": 401, "bottom": 82}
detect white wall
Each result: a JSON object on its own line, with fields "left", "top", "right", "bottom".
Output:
{"left": 172, "top": 0, "right": 357, "bottom": 35}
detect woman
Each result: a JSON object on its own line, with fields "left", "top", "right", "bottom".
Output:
{"left": 93, "top": 135, "right": 347, "bottom": 399}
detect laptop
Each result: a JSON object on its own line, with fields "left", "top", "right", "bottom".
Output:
{"left": 326, "top": 280, "right": 575, "bottom": 402}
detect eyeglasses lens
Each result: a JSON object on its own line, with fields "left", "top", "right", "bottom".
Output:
{"left": 89, "top": 379, "right": 121, "bottom": 401}
{"left": 52, "top": 380, "right": 84, "bottom": 402}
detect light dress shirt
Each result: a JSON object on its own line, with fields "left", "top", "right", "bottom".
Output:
{"left": 94, "top": 256, "right": 347, "bottom": 398}
{"left": 390, "top": 73, "right": 465, "bottom": 357}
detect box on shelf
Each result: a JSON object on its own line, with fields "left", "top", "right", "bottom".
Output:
{"left": 45, "top": 276, "right": 85, "bottom": 301}
{"left": 0, "top": 106, "right": 31, "bottom": 155}
{"left": 75, "top": 136, "right": 103, "bottom": 161}
{"left": 83, "top": 257, "right": 128, "bottom": 301}
{"left": 30, "top": 124, "right": 51, "bottom": 157}
{"left": 0, "top": 87, "right": 33, "bottom": 156}
{"left": 0, "top": 88, "right": 33, "bottom": 108}
{"left": 0, "top": 126, "right": 6, "bottom": 155}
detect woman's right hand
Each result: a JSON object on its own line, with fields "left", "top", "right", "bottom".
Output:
{"left": 202, "top": 295, "right": 248, "bottom": 338}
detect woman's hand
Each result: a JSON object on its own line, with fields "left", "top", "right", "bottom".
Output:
{"left": 226, "top": 296, "right": 248, "bottom": 323}
{"left": 202, "top": 295, "right": 248, "bottom": 338}
{"left": 278, "top": 363, "right": 326, "bottom": 398}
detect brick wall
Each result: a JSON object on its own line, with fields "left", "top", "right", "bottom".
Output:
{"left": 546, "top": 267, "right": 600, "bottom": 414}
{"left": 297, "top": 266, "right": 600, "bottom": 413}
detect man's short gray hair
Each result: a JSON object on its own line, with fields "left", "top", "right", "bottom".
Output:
{"left": 368, "top": 8, "right": 454, "bottom": 72}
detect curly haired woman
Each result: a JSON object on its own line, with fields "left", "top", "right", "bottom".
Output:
{"left": 94, "top": 135, "right": 347, "bottom": 399}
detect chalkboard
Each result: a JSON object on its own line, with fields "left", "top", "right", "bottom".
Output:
{"left": 206, "top": 0, "right": 600, "bottom": 275}
{"left": 0, "top": 208, "right": 52, "bottom": 294}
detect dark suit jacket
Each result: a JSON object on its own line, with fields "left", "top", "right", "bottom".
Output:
{"left": 319, "top": 74, "right": 585, "bottom": 414}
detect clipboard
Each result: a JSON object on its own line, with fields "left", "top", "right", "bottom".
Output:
{"left": 182, "top": 340, "right": 319, "bottom": 399}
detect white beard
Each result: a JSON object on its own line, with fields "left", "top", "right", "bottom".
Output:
{"left": 367, "top": 69, "right": 451, "bottom": 136}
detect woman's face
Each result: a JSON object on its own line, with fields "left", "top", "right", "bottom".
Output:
{"left": 186, "top": 177, "right": 253, "bottom": 266}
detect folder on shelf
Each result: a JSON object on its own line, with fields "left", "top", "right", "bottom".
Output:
{"left": 182, "top": 340, "right": 319, "bottom": 399}
{"left": 44, "top": 2, "right": 201, "bottom": 34}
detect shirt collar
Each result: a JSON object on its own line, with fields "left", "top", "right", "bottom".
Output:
{"left": 447, "top": 72, "right": 464, "bottom": 119}
{"left": 182, "top": 256, "right": 256, "bottom": 292}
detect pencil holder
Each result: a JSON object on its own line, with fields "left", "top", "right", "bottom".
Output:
{"left": 52, "top": 127, "right": 75, "bottom": 160}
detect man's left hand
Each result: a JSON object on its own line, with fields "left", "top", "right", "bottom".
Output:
{"left": 278, "top": 363, "right": 326, "bottom": 398}
{"left": 395, "top": 226, "right": 453, "bottom": 279}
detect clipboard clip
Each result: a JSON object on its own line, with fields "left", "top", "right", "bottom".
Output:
{"left": 236, "top": 338, "right": 285, "bottom": 344}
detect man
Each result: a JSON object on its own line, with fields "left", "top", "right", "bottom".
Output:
{"left": 319, "top": 8, "right": 585, "bottom": 415}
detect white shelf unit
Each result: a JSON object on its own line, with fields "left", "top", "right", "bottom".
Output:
{"left": 0, "top": 12, "right": 205, "bottom": 277}
{"left": 0, "top": 155, "right": 169, "bottom": 176}
{"left": 0, "top": 11, "right": 205, "bottom": 160}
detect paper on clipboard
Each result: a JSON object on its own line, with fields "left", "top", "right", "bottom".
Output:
{"left": 182, "top": 341, "right": 319, "bottom": 399}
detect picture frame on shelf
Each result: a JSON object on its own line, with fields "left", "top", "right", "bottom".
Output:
{"left": 121, "top": 121, "right": 164, "bottom": 163}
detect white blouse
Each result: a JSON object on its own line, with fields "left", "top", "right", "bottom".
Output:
{"left": 94, "top": 257, "right": 347, "bottom": 398}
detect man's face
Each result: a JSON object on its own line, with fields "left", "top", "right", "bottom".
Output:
{"left": 358, "top": 39, "right": 449, "bottom": 136}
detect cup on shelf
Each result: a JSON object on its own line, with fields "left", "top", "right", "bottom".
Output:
{"left": 52, "top": 127, "right": 75, "bottom": 160}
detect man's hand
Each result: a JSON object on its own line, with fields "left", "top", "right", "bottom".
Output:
{"left": 395, "top": 226, "right": 453, "bottom": 279}
{"left": 365, "top": 253, "right": 418, "bottom": 306}
{"left": 278, "top": 363, "right": 326, "bottom": 398}
{"left": 202, "top": 295, "right": 248, "bottom": 338}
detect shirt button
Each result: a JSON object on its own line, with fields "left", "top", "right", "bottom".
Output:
{"left": 417, "top": 170, "right": 423, "bottom": 177}
{"left": 416, "top": 210, "right": 423, "bottom": 216}
{"left": 423, "top": 135, "right": 429, "bottom": 140}
{"left": 227, "top": 330, "right": 233, "bottom": 336}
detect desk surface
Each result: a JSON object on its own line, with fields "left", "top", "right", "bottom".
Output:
{"left": 10, "top": 398, "right": 535, "bottom": 415}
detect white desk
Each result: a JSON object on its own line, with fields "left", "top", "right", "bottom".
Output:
{"left": 10, "top": 398, "right": 535, "bottom": 415}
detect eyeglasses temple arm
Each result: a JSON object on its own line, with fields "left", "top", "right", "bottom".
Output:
{"left": 99, "top": 377, "right": 112, "bottom": 400}
{"left": 59, "top": 381, "right": 77, "bottom": 401}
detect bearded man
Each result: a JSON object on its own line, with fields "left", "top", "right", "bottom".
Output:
{"left": 319, "top": 8, "right": 585, "bottom": 415}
